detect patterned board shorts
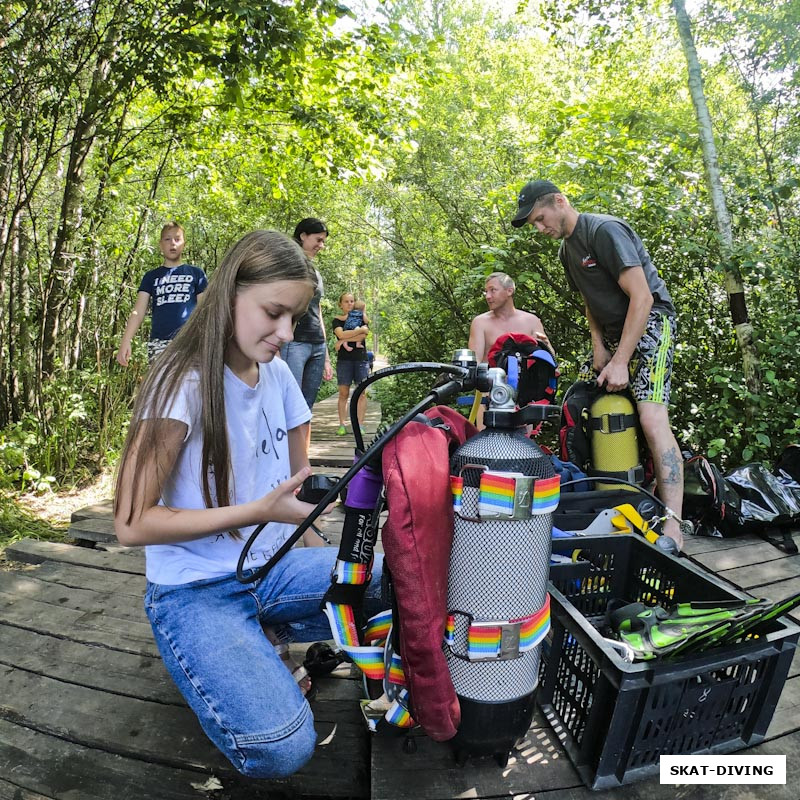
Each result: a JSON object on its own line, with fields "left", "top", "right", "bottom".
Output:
{"left": 578, "top": 311, "right": 676, "bottom": 405}
{"left": 147, "top": 338, "right": 171, "bottom": 363}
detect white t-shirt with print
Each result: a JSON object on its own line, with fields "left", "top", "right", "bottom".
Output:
{"left": 145, "top": 360, "right": 312, "bottom": 584}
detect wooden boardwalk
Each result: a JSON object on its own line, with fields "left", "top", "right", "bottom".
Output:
{"left": 1, "top": 390, "right": 799, "bottom": 799}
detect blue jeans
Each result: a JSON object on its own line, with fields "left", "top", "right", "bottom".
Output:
{"left": 144, "top": 548, "right": 383, "bottom": 778}
{"left": 280, "top": 340, "right": 327, "bottom": 410}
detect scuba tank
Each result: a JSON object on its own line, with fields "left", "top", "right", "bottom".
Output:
{"left": 446, "top": 368, "right": 558, "bottom": 766}
{"left": 589, "top": 391, "right": 643, "bottom": 491}
{"left": 237, "top": 352, "right": 560, "bottom": 765}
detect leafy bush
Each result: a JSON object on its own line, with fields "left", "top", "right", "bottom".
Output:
{"left": 0, "top": 495, "right": 67, "bottom": 552}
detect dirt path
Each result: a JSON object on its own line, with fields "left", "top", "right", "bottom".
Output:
{"left": 15, "top": 470, "right": 114, "bottom": 528}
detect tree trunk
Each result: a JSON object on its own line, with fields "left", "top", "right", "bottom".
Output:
{"left": 0, "top": 123, "right": 15, "bottom": 425}
{"left": 40, "top": 5, "right": 125, "bottom": 376}
{"left": 672, "top": 0, "right": 760, "bottom": 393}
{"left": 16, "top": 219, "right": 33, "bottom": 421}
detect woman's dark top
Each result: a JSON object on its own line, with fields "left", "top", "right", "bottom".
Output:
{"left": 331, "top": 315, "right": 367, "bottom": 361}
{"left": 292, "top": 269, "right": 325, "bottom": 343}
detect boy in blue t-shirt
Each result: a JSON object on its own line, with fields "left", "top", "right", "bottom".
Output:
{"left": 116, "top": 222, "right": 208, "bottom": 365}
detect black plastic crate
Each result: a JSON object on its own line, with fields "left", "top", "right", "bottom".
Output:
{"left": 540, "top": 534, "right": 800, "bottom": 790}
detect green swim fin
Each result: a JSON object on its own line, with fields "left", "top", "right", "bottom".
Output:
{"left": 661, "top": 597, "right": 779, "bottom": 659}
{"left": 710, "top": 589, "right": 800, "bottom": 649}
{"left": 608, "top": 599, "right": 768, "bottom": 661}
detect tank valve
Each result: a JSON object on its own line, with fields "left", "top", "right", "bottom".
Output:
{"left": 487, "top": 367, "right": 515, "bottom": 409}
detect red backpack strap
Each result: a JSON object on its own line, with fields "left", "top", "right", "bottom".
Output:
{"left": 380, "top": 406, "right": 476, "bottom": 741}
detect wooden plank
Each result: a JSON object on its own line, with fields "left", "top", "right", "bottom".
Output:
{"left": 0, "top": 622, "right": 180, "bottom": 704}
{"left": 307, "top": 396, "right": 380, "bottom": 466}
{"left": 371, "top": 711, "right": 582, "bottom": 800}
{"left": 0, "top": 665, "right": 368, "bottom": 796}
{"left": 70, "top": 499, "right": 114, "bottom": 523}
{"left": 0, "top": 587, "right": 158, "bottom": 656}
{"left": 0, "top": 571, "right": 149, "bottom": 625}
{"left": 67, "top": 515, "right": 116, "bottom": 545}
{"left": 0, "top": 777, "right": 53, "bottom": 800}
{"left": 788, "top": 645, "right": 800, "bottom": 680}
{"left": 306, "top": 444, "right": 364, "bottom": 468}
{"left": 5, "top": 538, "right": 145, "bottom": 574}
{"left": 682, "top": 533, "right": 761, "bottom": 557}
{"left": 768, "top": 674, "right": 800, "bottom": 737}
{"left": 750, "top": 577, "right": 800, "bottom": 604}
{"left": 690, "top": 539, "right": 794, "bottom": 571}
{"left": 0, "top": 717, "right": 280, "bottom": 800}
{"left": 0, "top": 622, "right": 363, "bottom": 720}
{"left": 719, "top": 558, "right": 800, "bottom": 592}
{"left": 29, "top": 559, "right": 146, "bottom": 597}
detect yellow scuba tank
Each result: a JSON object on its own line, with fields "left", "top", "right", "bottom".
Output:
{"left": 589, "top": 392, "right": 644, "bottom": 491}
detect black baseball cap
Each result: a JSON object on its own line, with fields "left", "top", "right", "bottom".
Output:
{"left": 511, "top": 180, "right": 562, "bottom": 227}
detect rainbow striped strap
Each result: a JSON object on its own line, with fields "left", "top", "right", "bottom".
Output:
{"left": 464, "top": 595, "right": 551, "bottom": 662}
{"left": 333, "top": 559, "right": 371, "bottom": 585}
{"left": 360, "top": 688, "right": 416, "bottom": 733}
{"left": 363, "top": 609, "right": 393, "bottom": 643}
{"left": 383, "top": 689, "right": 415, "bottom": 728}
{"left": 324, "top": 605, "right": 407, "bottom": 688}
{"left": 478, "top": 471, "right": 522, "bottom": 517}
{"left": 387, "top": 650, "right": 406, "bottom": 686}
{"left": 444, "top": 613, "right": 455, "bottom": 646}
{"left": 475, "top": 471, "right": 560, "bottom": 519}
{"left": 531, "top": 475, "right": 560, "bottom": 514}
{"left": 450, "top": 476, "right": 463, "bottom": 513}
{"left": 324, "top": 602, "right": 385, "bottom": 681}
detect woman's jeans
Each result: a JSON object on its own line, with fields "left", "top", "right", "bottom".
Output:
{"left": 280, "top": 340, "right": 327, "bottom": 410}
{"left": 145, "top": 548, "right": 383, "bottom": 779}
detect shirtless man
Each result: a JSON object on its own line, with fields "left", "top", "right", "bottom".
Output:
{"left": 468, "top": 272, "right": 554, "bottom": 363}
{"left": 468, "top": 272, "right": 554, "bottom": 428}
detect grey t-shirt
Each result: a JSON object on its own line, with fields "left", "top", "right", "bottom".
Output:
{"left": 558, "top": 213, "right": 674, "bottom": 342}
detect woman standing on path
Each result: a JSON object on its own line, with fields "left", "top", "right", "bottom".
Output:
{"left": 331, "top": 292, "right": 369, "bottom": 435}
{"left": 279, "top": 219, "right": 332, "bottom": 446}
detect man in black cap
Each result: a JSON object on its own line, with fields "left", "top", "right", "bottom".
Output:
{"left": 512, "top": 181, "right": 684, "bottom": 550}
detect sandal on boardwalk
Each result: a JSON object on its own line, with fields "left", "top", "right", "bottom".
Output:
{"left": 275, "top": 643, "right": 317, "bottom": 701}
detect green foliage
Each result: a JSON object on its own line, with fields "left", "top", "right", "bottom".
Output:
{"left": 367, "top": 0, "right": 800, "bottom": 469}
{"left": 0, "top": 0, "right": 428, "bottom": 489}
{"left": 0, "top": 422, "right": 55, "bottom": 493}
{"left": 2, "top": 0, "right": 800, "bottom": 497}
{"left": 0, "top": 360, "right": 135, "bottom": 490}
{"left": 0, "top": 494, "right": 67, "bottom": 553}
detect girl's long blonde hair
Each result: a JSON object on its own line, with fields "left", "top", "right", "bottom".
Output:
{"left": 115, "top": 230, "right": 316, "bottom": 525}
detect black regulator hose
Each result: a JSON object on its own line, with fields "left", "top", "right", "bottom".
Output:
{"left": 559, "top": 476, "right": 668, "bottom": 510}
{"left": 349, "top": 362, "right": 470, "bottom": 452}
{"left": 236, "top": 362, "right": 471, "bottom": 584}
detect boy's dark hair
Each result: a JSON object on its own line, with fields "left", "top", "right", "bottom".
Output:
{"left": 292, "top": 217, "right": 329, "bottom": 243}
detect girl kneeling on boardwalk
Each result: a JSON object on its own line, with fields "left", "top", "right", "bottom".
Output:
{"left": 114, "top": 230, "right": 383, "bottom": 779}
